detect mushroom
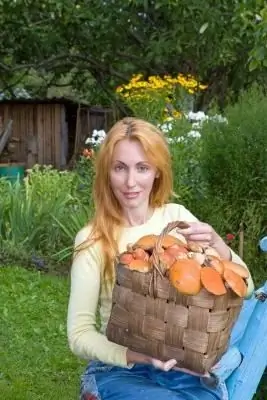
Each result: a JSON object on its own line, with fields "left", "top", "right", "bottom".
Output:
{"left": 132, "top": 234, "right": 158, "bottom": 252}
{"left": 200, "top": 266, "right": 227, "bottom": 296}
{"left": 125, "top": 258, "right": 152, "bottom": 273}
{"left": 204, "top": 255, "right": 224, "bottom": 275}
{"left": 161, "top": 234, "right": 187, "bottom": 249}
{"left": 221, "top": 260, "right": 249, "bottom": 279}
{"left": 189, "top": 251, "right": 206, "bottom": 266}
{"left": 187, "top": 241, "right": 204, "bottom": 253}
{"left": 223, "top": 268, "right": 247, "bottom": 298}
{"left": 165, "top": 243, "right": 189, "bottom": 260}
{"left": 168, "top": 259, "right": 202, "bottom": 295}
{"left": 204, "top": 246, "right": 222, "bottom": 259}
{"left": 132, "top": 247, "right": 150, "bottom": 262}
{"left": 119, "top": 252, "right": 134, "bottom": 265}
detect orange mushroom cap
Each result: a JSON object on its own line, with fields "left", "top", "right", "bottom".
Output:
{"left": 132, "top": 247, "right": 150, "bottom": 262}
{"left": 168, "top": 259, "right": 202, "bottom": 295}
{"left": 133, "top": 234, "right": 158, "bottom": 251}
{"left": 125, "top": 258, "right": 152, "bottom": 273}
{"left": 223, "top": 268, "right": 247, "bottom": 298}
{"left": 222, "top": 260, "right": 249, "bottom": 279}
{"left": 119, "top": 252, "right": 134, "bottom": 265}
{"left": 201, "top": 266, "right": 227, "bottom": 296}
{"left": 161, "top": 234, "right": 187, "bottom": 249}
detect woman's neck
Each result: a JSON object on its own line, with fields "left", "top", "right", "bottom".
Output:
{"left": 123, "top": 206, "right": 154, "bottom": 227}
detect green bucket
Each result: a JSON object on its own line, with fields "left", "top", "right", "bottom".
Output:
{"left": 0, "top": 163, "right": 25, "bottom": 183}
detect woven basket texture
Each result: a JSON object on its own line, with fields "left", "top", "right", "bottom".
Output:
{"left": 106, "top": 263, "right": 243, "bottom": 374}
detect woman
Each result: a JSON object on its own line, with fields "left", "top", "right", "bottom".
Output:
{"left": 67, "top": 117, "right": 254, "bottom": 400}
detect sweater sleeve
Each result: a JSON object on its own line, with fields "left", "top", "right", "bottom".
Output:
{"left": 67, "top": 228, "right": 129, "bottom": 367}
{"left": 178, "top": 204, "right": 255, "bottom": 299}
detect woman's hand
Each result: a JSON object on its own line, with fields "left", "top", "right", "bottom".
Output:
{"left": 126, "top": 349, "right": 210, "bottom": 377}
{"left": 126, "top": 349, "right": 177, "bottom": 371}
{"left": 177, "top": 221, "right": 232, "bottom": 260}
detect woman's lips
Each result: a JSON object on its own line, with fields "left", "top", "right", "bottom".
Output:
{"left": 123, "top": 192, "right": 140, "bottom": 199}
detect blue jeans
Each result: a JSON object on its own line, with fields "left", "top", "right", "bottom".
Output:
{"left": 80, "top": 362, "right": 225, "bottom": 400}
{"left": 80, "top": 297, "right": 255, "bottom": 400}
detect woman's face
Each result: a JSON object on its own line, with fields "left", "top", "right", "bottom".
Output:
{"left": 109, "top": 138, "right": 158, "bottom": 213}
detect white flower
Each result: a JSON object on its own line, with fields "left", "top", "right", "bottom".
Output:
{"left": 187, "top": 111, "right": 207, "bottom": 122}
{"left": 187, "top": 130, "right": 201, "bottom": 139}
{"left": 166, "top": 136, "right": 185, "bottom": 143}
{"left": 98, "top": 130, "right": 106, "bottom": 138}
{"left": 85, "top": 129, "right": 107, "bottom": 146}
{"left": 210, "top": 114, "right": 228, "bottom": 124}
{"left": 160, "top": 123, "right": 173, "bottom": 134}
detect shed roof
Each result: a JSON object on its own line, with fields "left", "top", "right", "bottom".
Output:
{"left": 0, "top": 87, "right": 91, "bottom": 106}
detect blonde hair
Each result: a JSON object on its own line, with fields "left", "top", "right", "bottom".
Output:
{"left": 77, "top": 117, "right": 174, "bottom": 281}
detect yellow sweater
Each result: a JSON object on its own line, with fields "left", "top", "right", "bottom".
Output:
{"left": 67, "top": 203, "right": 254, "bottom": 368}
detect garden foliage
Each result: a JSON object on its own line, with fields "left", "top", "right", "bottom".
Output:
{"left": 0, "top": 83, "right": 266, "bottom": 287}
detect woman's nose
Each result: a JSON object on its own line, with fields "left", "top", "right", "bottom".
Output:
{"left": 125, "top": 170, "right": 136, "bottom": 187}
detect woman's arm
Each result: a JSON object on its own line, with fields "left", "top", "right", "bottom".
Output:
{"left": 67, "top": 228, "right": 180, "bottom": 370}
{"left": 67, "top": 229, "right": 129, "bottom": 367}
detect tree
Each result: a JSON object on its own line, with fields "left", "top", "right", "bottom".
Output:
{"left": 0, "top": 0, "right": 265, "bottom": 108}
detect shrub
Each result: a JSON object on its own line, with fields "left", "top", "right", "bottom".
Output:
{"left": 0, "top": 164, "right": 93, "bottom": 270}
{"left": 200, "top": 85, "right": 267, "bottom": 207}
{"left": 193, "top": 85, "right": 267, "bottom": 285}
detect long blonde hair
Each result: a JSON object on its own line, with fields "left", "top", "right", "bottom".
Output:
{"left": 77, "top": 117, "right": 174, "bottom": 281}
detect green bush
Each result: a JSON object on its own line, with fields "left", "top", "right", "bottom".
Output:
{"left": 0, "top": 161, "right": 94, "bottom": 270}
{"left": 168, "top": 118, "right": 205, "bottom": 207}
{"left": 200, "top": 85, "right": 267, "bottom": 206}
{"left": 191, "top": 85, "right": 267, "bottom": 285}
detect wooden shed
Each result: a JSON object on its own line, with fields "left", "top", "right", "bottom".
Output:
{"left": 0, "top": 98, "right": 115, "bottom": 169}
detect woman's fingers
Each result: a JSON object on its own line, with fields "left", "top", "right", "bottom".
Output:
{"left": 163, "top": 358, "right": 178, "bottom": 371}
{"left": 151, "top": 358, "right": 177, "bottom": 371}
{"left": 185, "top": 233, "right": 212, "bottom": 242}
{"left": 177, "top": 222, "right": 214, "bottom": 245}
{"left": 172, "top": 365, "right": 210, "bottom": 378}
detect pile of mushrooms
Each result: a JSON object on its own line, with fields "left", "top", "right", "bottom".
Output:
{"left": 118, "top": 232, "right": 249, "bottom": 298}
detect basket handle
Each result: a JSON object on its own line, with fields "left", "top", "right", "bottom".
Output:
{"left": 155, "top": 220, "right": 190, "bottom": 254}
{"left": 149, "top": 220, "right": 190, "bottom": 296}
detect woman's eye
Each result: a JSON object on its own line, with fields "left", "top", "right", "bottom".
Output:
{"left": 137, "top": 165, "right": 149, "bottom": 172}
{"left": 114, "top": 164, "right": 125, "bottom": 172}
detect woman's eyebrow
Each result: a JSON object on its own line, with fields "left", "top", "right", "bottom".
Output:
{"left": 113, "top": 160, "right": 127, "bottom": 165}
{"left": 113, "top": 160, "right": 150, "bottom": 165}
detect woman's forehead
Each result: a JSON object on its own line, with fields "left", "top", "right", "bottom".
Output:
{"left": 112, "top": 139, "right": 148, "bottom": 161}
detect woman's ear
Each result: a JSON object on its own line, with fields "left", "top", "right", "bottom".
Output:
{"left": 155, "top": 171, "right": 160, "bottom": 178}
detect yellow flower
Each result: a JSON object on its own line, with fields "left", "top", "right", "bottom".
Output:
{"left": 115, "top": 72, "right": 207, "bottom": 112}
{"left": 173, "top": 110, "right": 182, "bottom": 118}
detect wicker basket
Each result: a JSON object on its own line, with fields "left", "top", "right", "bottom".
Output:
{"left": 106, "top": 221, "right": 244, "bottom": 374}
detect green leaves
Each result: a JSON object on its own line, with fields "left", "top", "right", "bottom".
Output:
{"left": 0, "top": 162, "right": 94, "bottom": 269}
{"left": 0, "top": 0, "right": 266, "bottom": 108}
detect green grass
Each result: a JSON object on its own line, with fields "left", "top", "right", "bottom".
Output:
{"left": 0, "top": 266, "right": 266, "bottom": 399}
{"left": 0, "top": 266, "right": 85, "bottom": 400}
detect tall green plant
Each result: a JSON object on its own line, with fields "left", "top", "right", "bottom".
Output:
{"left": 0, "top": 164, "right": 93, "bottom": 267}
{"left": 200, "top": 86, "right": 267, "bottom": 207}
{"left": 192, "top": 86, "right": 267, "bottom": 285}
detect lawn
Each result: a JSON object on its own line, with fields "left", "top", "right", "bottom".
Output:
{"left": 0, "top": 266, "right": 85, "bottom": 400}
{"left": 0, "top": 266, "right": 266, "bottom": 399}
